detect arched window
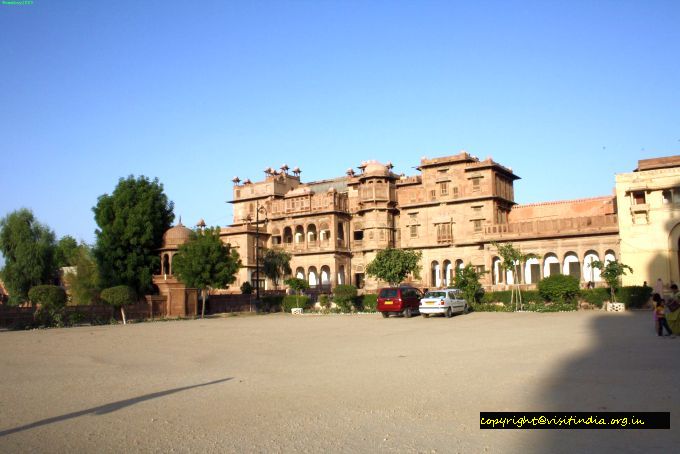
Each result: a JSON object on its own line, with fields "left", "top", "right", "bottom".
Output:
{"left": 294, "top": 226, "right": 304, "bottom": 244}
{"left": 431, "top": 261, "right": 441, "bottom": 287}
{"left": 337, "top": 265, "right": 345, "bottom": 285}
{"left": 543, "top": 253, "right": 559, "bottom": 277}
{"left": 283, "top": 227, "right": 293, "bottom": 244}
{"left": 604, "top": 250, "right": 616, "bottom": 265}
{"left": 295, "top": 267, "right": 305, "bottom": 280}
{"left": 492, "top": 257, "right": 503, "bottom": 284}
{"left": 583, "top": 250, "right": 601, "bottom": 283}
{"left": 308, "top": 266, "right": 318, "bottom": 287}
{"left": 563, "top": 252, "right": 581, "bottom": 280}
{"left": 443, "top": 260, "right": 452, "bottom": 286}
{"left": 524, "top": 255, "right": 540, "bottom": 284}
{"left": 307, "top": 224, "right": 317, "bottom": 243}
{"left": 320, "top": 266, "right": 331, "bottom": 286}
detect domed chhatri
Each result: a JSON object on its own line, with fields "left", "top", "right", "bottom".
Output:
{"left": 362, "top": 160, "right": 391, "bottom": 176}
{"left": 162, "top": 220, "right": 193, "bottom": 249}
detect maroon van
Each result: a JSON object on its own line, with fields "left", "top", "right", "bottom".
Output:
{"left": 377, "top": 286, "right": 423, "bottom": 318}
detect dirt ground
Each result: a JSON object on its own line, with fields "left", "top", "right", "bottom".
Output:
{"left": 0, "top": 310, "right": 678, "bottom": 453}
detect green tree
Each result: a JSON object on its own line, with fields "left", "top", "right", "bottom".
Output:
{"left": 54, "top": 235, "right": 80, "bottom": 268}
{"left": 29, "top": 285, "right": 67, "bottom": 326}
{"left": 284, "top": 277, "right": 309, "bottom": 310}
{"left": 453, "top": 263, "right": 486, "bottom": 306}
{"left": 591, "top": 260, "right": 633, "bottom": 303}
{"left": 0, "top": 209, "right": 56, "bottom": 305}
{"left": 262, "top": 248, "right": 292, "bottom": 289}
{"left": 492, "top": 242, "right": 531, "bottom": 311}
{"left": 100, "top": 285, "right": 137, "bottom": 325}
{"left": 64, "top": 245, "right": 100, "bottom": 305}
{"left": 172, "top": 227, "right": 242, "bottom": 318}
{"left": 93, "top": 175, "right": 174, "bottom": 294}
{"left": 365, "top": 248, "right": 422, "bottom": 286}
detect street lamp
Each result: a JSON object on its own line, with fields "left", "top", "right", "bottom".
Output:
{"left": 254, "top": 201, "right": 268, "bottom": 300}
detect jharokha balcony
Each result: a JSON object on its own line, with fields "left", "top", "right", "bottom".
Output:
{"left": 484, "top": 214, "right": 619, "bottom": 240}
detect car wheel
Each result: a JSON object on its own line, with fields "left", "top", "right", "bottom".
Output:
{"left": 422, "top": 313, "right": 429, "bottom": 318}
{"left": 381, "top": 311, "right": 389, "bottom": 318}
{"left": 445, "top": 307, "right": 453, "bottom": 318}
{"left": 403, "top": 307, "right": 412, "bottom": 318}
{"left": 463, "top": 304, "right": 469, "bottom": 314}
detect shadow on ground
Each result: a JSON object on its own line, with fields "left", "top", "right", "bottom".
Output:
{"left": 0, "top": 377, "right": 232, "bottom": 437}
{"left": 527, "top": 312, "right": 679, "bottom": 452}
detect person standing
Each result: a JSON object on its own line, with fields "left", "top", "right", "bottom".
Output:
{"left": 653, "top": 293, "right": 673, "bottom": 337}
{"left": 666, "top": 284, "right": 680, "bottom": 334}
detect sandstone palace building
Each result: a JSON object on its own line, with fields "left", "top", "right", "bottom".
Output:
{"left": 172, "top": 152, "right": 675, "bottom": 294}
{"left": 154, "top": 152, "right": 680, "bottom": 303}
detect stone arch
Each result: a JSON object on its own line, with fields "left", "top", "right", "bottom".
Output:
{"left": 431, "top": 261, "right": 441, "bottom": 287}
{"left": 294, "top": 225, "right": 304, "bottom": 243}
{"left": 283, "top": 226, "right": 293, "bottom": 244}
{"left": 162, "top": 253, "right": 170, "bottom": 275}
{"left": 543, "top": 253, "right": 559, "bottom": 277}
{"left": 307, "top": 223, "right": 317, "bottom": 243}
{"left": 320, "top": 265, "right": 331, "bottom": 286}
{"left": 443, "top": 260, "right": 453, "bottom": 286}
{"left": 604, "top": 250, "right": 616, "bottom": 265}
{"left": 271, "top": 227, "right": 282, "bottom": 245}
{"left": 492, "top": 256, "right": 503, "bottom": 284}
{"left": 524, "top": 255, "right": 540, "bottom": 284}
{"left": 308, "top": 266, "right": 318, "bottom": 287}
{"left": 563, "top": 251, "right": 581, "bottom": 280}
{"left": 295, "top": 267, "right": 305, "bottom": 280}
{"left": 455, "top": 259, "right": 464, "bottom": 273}
{"left": 583, "top": 250, "right": 601, "bottom": 283}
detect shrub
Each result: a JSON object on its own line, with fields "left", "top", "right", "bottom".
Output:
{"left": 537, "top": 275, "right": 580, "bottom": 303}
{"left": 617, "top": 286, "right": 653, "bottom": 308}
{"left": 356, "top": 293, "right": 378, "bottom": 312}
{"left": 318, "top": 294, "right": 331, "bottom": 309}
{"left": 469, "top": 302, "right": 511, "bottom": 312}
{"left": 333, "top": 284, "right": 358, "bottom": 312}
{"left": 524, "top": 300, "right": 578, "bottom": 312}
{"left": 283, "top": 295, "right": 310, "bottom": 312}
{"left": 100, "top": 285, "right": 137, "bottom": 324}
{"left": 579, "top": 288, "right": 609, "bottom": 308}
{"left": 240, "top": 281, "right": 253, "bottom": 295}
{"left": 259, "top": 294, "right": 284, "bottom": 312}
{"left": 29, "top": 285, "right": 67, "bottom": 327}
{"left": 482, "top": 290, "right": 541, "bottom": 305}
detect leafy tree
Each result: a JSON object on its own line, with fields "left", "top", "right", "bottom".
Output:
{"left": 283, "top": 277, "right": 309, "bottom": 310}
{"left": 365, "top": 248, "right": 422, "bottom": 286}
{"left": 100, "top": 285, "right": 137, "bottom": 325}
{"left": 262, "top": 248, "right": 292, "bottom": 288}
{"left": 29, "top": 285, "right": 67, "bottom": 326}
{"left": 591, "top": 260, "right": 633, "bottom": 303}
{"left": 453, "top": 263, "right": 486, "bottom": 305}
{"left": 333, "top": 284, "right": 358, "bottom": 312}
{"left": 93, "top": 175, "right": 174, "bottom": 294}
{"left": 240, "top": 281, "right": 253, "bottom": 295}
{"left": 172, "top": 227, "right": 242, "bottom": 318}
{"left": 0, "top": 209, "right": 57, "bottom": 305}
{"left": 63, "top": 245, "right": 100, "bottom": 305}
{"left": 492, "top": 242, "right": 531, "bottom": 311}
{"left": 54, "top": 235, "right": 80, "bottom": 268}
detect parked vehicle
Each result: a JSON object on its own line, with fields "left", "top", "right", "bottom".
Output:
{"left": 377, "top": 286, "right": 423, "bottom": 318}
{"left": 419, "top": 288, "right": 468, "bottom": 318}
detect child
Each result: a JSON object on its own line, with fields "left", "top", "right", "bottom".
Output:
{"left": 653, "top": 293, "right": 673, "bottom": 337}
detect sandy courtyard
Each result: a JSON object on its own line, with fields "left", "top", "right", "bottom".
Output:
{"left": 0, "top": 311, "right": 678, "bottom": 453}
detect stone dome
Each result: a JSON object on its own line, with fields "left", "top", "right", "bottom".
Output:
{"left": 162, "top": 222, "right": 193, "bottom": 249}
{"left": 363, "top": 160, "right": 389, "bottom": 176}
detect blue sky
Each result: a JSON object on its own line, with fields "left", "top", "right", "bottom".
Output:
{"left": 1, "top": 0, "right": 679, "bottom": 252}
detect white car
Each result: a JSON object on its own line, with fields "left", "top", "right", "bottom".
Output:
{"left": 419, "top": 289, "right": 468, "bottom": 318}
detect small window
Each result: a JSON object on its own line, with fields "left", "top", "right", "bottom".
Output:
{"left": 633, "top": 191, "right": 646, "bottom": 205}
{"left": 453, "top": 186, "right": 459, "bottom": 198}
{"left": 440, "top": 182, "right": 448, "bottom": 196}
{"left": 472, "top": 178, "right": 481, "bottom": 192}
{"left": 475, "top": 265, "right": 486, "bottom": 274}
{"left": 662, "top": 190, "right": 672, "bottom": 204}
{"left": 473, "top": 220, "right": 482, "bottom": 232}
{"left": 410, "top": 225, "right": 418, "bottom": 237}
{"left": 353, "top": 230, "right": 364, "bottom": 241}
{"left": 430, "top": 189, "right": 436, "bottom": 200}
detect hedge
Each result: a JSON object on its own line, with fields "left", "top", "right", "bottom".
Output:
{"left": 579, "top": 288, "right": 609, "bottom": 308}
{"left": 537, "top": 275, "right": 580, "bottom": 303}
{"left": 259, "top": 295, "right": 284, "bottom": 312}
{"left": 283, "top": 295, "right": 310, "bottom": 312}
{"left": 356, "top": 294, "right": 378, "bottom": 312}
{"left": 617, "top": 286, "right": 653, "bottom": 308}
{"left": 28, "top": 285, "right": 67, "bottom": 310}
